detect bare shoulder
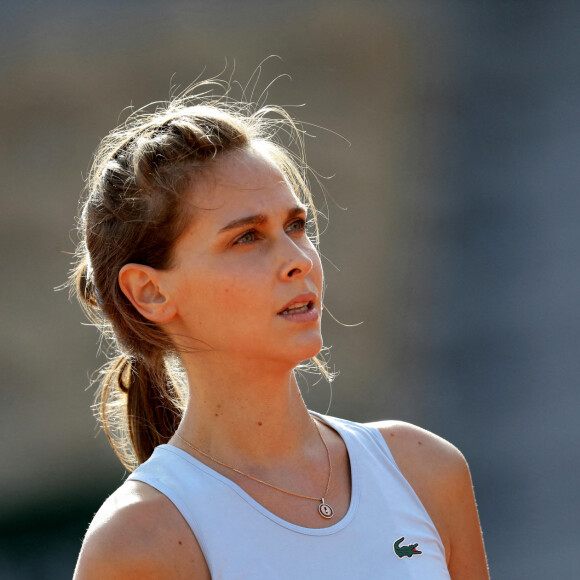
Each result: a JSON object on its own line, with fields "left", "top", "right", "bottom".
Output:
{"left": 371, "top": 420, "right": 468, "bottom": 484}
{"left": 73, "top": 480, "right": 210, "bottom": 580}
{"left": 368, "top": 420, "right": 490, "bottom": 580}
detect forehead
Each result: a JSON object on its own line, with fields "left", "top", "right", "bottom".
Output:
{"left": 189, "top": 150, "right": 303, "bottom": 223}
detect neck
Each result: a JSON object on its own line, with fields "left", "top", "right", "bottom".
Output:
{"left": 174, "top": 353, "right": 317, "bottom": 466}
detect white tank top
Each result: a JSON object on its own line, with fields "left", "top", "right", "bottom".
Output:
{"left": 128, "top": 413, "right": 451, "bottom": 579}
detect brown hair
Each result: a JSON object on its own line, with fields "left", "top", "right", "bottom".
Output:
{"left": 69, "top": 82, "right": 329, "bottom": 470}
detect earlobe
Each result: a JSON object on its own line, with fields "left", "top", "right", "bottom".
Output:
{"left": 118, "top": 264, "right": 176, "bottom": 323}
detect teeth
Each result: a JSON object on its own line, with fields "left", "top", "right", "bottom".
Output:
{"left": 281, "top": 302, "right": 310, "bottom": 314}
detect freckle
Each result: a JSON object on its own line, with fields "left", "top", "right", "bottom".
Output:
{"left": 217, "top": 404, "right": 222, "bottom": 409}
{"left": 258, "top": 421, "right": 263, "bottom": 426}
{"left": 215, "top": 413, "right": 219, "bottom": 417}
{"left": 178, "top": 541, "right": 183, "bottom": 545}
{"left": 418, "top": 441, "right": 422, "bottom": 446}
{"left": 390, "top": 433, "right": 395, "bottom": 437}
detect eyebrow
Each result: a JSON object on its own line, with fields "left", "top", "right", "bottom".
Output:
{"left": 217, "top": 205, "right": 307, "bottom": 234}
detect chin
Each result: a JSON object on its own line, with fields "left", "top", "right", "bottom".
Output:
{"left": 287, "top": 336, "right": 324, "bottom": 365}
{"left": 239, "top": 331, "right": 323, "bottom": 368}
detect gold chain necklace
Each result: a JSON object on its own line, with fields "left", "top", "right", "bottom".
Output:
{"left": 174, "top": 418, "right": 335, "bottom": 519}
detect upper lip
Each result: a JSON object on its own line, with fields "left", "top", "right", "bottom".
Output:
{"left": 277, "top": 292, "right": 317, "bottom": 314}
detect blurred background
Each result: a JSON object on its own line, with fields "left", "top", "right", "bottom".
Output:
{"left": 1, "top": 0, "right": 579, "bottom": 577}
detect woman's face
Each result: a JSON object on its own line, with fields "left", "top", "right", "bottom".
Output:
{"left": 162, "top": 149, "right": 324, "bottom": 369}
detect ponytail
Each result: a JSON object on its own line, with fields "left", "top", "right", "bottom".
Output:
{"left": 100, "top": 354, "right": 184, "bottom": 471}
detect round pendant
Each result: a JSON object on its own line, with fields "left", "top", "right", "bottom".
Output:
{"left": 318, "top": 501, "right": 334, "bottom": 519}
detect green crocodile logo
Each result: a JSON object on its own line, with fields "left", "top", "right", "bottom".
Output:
{"left": 394, "top": 537, "right": 422, "bottom": 558}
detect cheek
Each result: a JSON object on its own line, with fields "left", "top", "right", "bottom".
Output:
{"left": 208, "top": 272, "right": 266, "bottom": 317}
{"left": 217, "top": 286, "right": 241, "bottom": 312}
{"left": 309, "top": 248, "right": 324, "bottom": 287}
{"left": 170, "top": 263, "right": 268, "bottom": 341}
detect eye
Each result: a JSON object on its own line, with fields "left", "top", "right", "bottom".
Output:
{"left": 233, "top": 229, "right": 259, "bottom": 245}
{"left": 286, "top": 218, "right": 306, "bottom": 233}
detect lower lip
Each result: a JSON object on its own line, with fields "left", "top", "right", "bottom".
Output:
{"left": 277, "top": 305, "right": 319, "bottom": 323}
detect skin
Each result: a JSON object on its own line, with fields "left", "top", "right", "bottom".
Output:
{"left": 74, "top": 149, "right": 489, "bottom": 579}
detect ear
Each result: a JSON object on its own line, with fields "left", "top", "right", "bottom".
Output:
{"left": 118, "top": 264, "right": 177, "bottom": 323}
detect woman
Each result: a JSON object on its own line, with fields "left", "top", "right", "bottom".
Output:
{"left": 71, "top": 83, "right": 489, "bottom": 579}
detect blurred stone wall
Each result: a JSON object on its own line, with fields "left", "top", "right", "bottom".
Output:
{"left": 1, "top": 1, "right": 579, "bottom": 577}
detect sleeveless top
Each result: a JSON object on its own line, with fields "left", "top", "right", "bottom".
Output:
{"left": 128, "top": 413, "right": 451, "bottom": 579}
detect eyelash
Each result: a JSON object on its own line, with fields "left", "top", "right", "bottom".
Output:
{"left": 233, "top": 218, "right": 307, "bottom": 246}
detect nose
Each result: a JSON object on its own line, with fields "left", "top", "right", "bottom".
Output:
{"left": 279, "top": 238, "right": 314, "bottom": 280}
